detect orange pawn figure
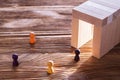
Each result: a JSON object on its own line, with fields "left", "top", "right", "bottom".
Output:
{"left": 47, "top": 60, "right": 54, "bottom": 74}
{"left": 29, "top": 32, "right": 36, "bottom": 44}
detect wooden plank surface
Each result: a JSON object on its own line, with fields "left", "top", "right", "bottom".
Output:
{"left": 0, "top": 0, "right": 120, "bottom": 80}
{"left": 0, "top": 0, "right": 86, "bottom": 7}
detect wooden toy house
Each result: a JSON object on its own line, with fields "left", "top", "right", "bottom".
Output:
{"left": 71, "top": 0, "right": 120, "bottom": 58}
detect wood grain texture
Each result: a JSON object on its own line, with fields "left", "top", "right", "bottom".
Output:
{"left": 0, "top": 0, "right": 120, "bottom": 80}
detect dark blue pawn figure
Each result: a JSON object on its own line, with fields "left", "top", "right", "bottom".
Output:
{"left": 12, "top": 54, "right": 19, "bottom": 67}
{"left": 74, "top": 49, "right": 80, "bottom": 62}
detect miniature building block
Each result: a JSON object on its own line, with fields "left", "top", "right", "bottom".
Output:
{"left": 74, "top": 49, "right": 80, "bottom": 62}
{"left": 71, "top": 0, "right": 120, "bottom": 58}
{"left": 29, "top": 32, "right": 36, "bottom": 44}
{"left": 47, "top": 60, "right": 54, "bottom": 74}
{"left": 12, "top": 54, "right": 19, "bottom": 67}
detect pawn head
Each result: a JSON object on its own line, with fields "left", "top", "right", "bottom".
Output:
{"left": 47, "top": 60, "right": 54, "bottom": 66}
{"left": 30, "top": 32, "right": 35, "bottom": 38}
{"left": 12, "top": 54, "right": 18, "bottom": 60}
{"left": 74, "top": 49, "right": 80, "bottom": 55}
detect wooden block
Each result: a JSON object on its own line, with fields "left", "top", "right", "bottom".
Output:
{"left": 86, "top": 1, "right": 116, "bottom": 13}
{"left": 71, "top": 0, "right": 120, "bottom": 58}
{"left": 92, "top": 26, "right": 102, "bottom": 58}
{"left": 73, "top": 1, "right": 103, "bottom": 27}
{"left": 100, "top": 23, "right": 115, "bottom": 56}
{"left": 93, "top": 15, "right": 120, "bottom": 58}
{"left": 90, "top": 0, "right": 120, "bottom": 9}
{"left": 117, "top": 16, "right": 120, "bottom": 42}
{"left": 111, "top": 17, "right": 119, "bottom": 46}
{"left": 89, "top": 0, "right": 120, "bottom": 21}
{"left": 93, "top": 23, "right": 115, "bottom": 58}
{"left": 71, "top": 17, "right": 79, "bottom": 48}
{"left": 73, "top": 1, "right": 120, "bottom": 27}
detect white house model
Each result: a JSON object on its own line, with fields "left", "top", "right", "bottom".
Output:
{"left": 71, "top": 0, "right": 120, "bottom": 58}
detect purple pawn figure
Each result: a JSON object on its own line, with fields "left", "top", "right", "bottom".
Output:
{"left": 74, "top": 49, "right": 80, "bottom": 62}
{"left": 12, "top": 54, "right": 19, "bottom": 67}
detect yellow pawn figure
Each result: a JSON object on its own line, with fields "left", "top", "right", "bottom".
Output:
{"left": 29, "top": 32, "right": 36, "bottom": 44}
{"left": 47, "top": 60, "right": 54, "bottom": 74}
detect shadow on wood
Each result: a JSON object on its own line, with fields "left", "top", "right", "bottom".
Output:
{"left": 68, "top": 43, "right": 120, "bottom": 80}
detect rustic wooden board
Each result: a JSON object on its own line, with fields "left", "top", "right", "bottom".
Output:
{"left": 0, "top": 0, "right": 120, "bottom": 80}
{"left": 0, "top": 0, "right": 86, "bottom": 7}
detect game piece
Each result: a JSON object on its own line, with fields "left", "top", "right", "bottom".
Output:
{"left": 74, "top": 49, "right": 80, "bottom": 62}
{"left": 12, "top": 54, "right": 19, "bottom": 67}
{"left": 47, "top": 60, "right": 54, "bottom": 74}
{"left": 29, "top": 32, "right": 36, "bottom": 44}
